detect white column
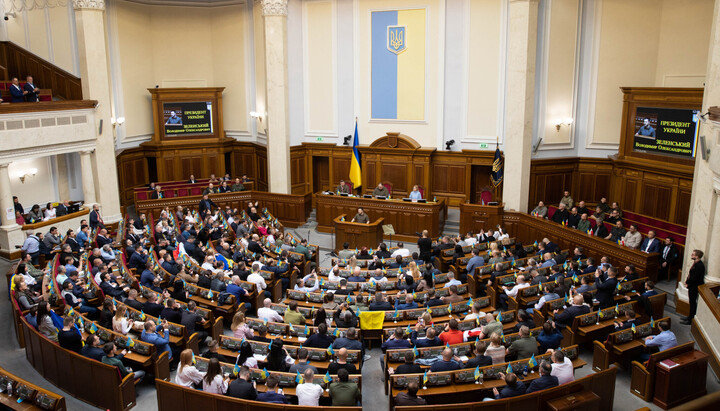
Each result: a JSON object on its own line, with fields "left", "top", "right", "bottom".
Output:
{"left": 73, "top": 0, "right": 122, "bottom": 221}
{"left": 260, "top": 0, "right": 292, "bottom": 194}
{"left": 0, "top": 162, "right": 25, "bottom": 254}
{"left": 79, "top": 150, "right": 97, "bottom": 205}
{"left": 0, "top": 163, "right": 17, "bottom": 227}
{"left": 502, "top": 0, "right": 539, "bottom": 213}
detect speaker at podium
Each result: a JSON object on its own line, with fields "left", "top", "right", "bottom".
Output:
{"left": 333, "top": 214, "right": 384, "bottom": 253}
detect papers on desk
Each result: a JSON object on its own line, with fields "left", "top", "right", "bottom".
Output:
{"left": 254, "top": 354, "right": 267, "bottom": 361}
{"left": 298, "top": 337, "right": 307, "bottom": 343}
{"left": 458, "top": 356, "right": 469, "bottom": 362}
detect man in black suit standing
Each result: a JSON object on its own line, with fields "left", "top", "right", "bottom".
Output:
{"left": 681, "top": 250, "right": 705, "bottom": 325}
{"left": 198, "top": 194, "right": 217, "bottom": 216}
{"left": 23, "top": 76, "right": 40, "bottom": 102}
{"left": 89, "top": 204, "right": 105, "bottom": 229}
{"left": 9, "top": 77, "right": 25, "bottom": 102}
{"left": 594, "top": 266, "right": 619, "bottom": 308}
{"left": 658, "top": 237, "right": 679, "bottom": 281}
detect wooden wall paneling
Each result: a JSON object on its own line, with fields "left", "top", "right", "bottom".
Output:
{"left": 675, "top": 186, "right": 693, "bottom": 225}
{"left": 641, "top": 182, "right": 673, "bottom": 221}
{"left": 332, "top": 157, "right": 350, "bottom": 184}
{"left": 380, "top": 162, "right": 408, "bottom": 194}
{"left": 365, "top": 161, "right": 376, "bottom": 190}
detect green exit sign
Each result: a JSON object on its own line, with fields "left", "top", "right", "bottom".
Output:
{"left": 479, "top": 143, "right": 489, "bottom": 149}
{"left": 316, "top": 137, "right": 324, "bottom": 142}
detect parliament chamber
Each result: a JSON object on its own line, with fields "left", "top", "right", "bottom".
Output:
{"left": 2, "top": 0, "right": 720, "bottom": 410}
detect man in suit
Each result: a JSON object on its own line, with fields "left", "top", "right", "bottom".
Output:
{"left": 524, "top": 362, "right": 559, "bottom": 394}
{"left": 89, "top": 204, "right": 104, "bottom": 229}
{"left": 55, "top": 200, "right": 70, "bottom": 217}
{"left": 187, "top": 174, "right": 197, "bottom": 183}
{"left": 592, "top": 217, "right": 609, "bottom": 238}
{"left": 552, "top": 295, "right": 590, "bottom": 329}
{"left": 594, "top": 266, "right": 619, "bottom": 308}
{"left": 640, "top": 230, "right": 661, "bottom": 254}
{"left": 198, "top": 194, "right": 217, "bottom": 215}
{"left": 681, "top": 249, "right": 706, "bottom": 324}
{"left": 227, "top": 366, "right": 257, "bottom": 400}
{"left": 372, "top": 182, "right": 390, "bottom": 198}
{"left": 551, "top": 203, "right": 569, "bottom": 224}
{"left": 150, "top": 186, "right": 163, "bottom": 199}
{"left": 23, "top": 76, "right": 40, "bottom": 102}
{"left": 612, "top": 309, "right": 639, "bottom": 331}
{"left": 658, "top": 237, "right": 679, "bottom": 281}
{"left": 9, "top": 77, "right": 26, "bottom": 102}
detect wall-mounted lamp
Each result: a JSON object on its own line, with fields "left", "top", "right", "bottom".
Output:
{"left": 555, "top": 118, "right": 573, "bottom": 131}
{"left": 445, "top": 139, "right": 456, "bottom": 151}
{"left": 250, "top": 111, "right": 265, "bottom": 122}
{"left": 4, "top": 12, "right": 16, "bottom": 20}
{"left": 111, "top": 117, "right": 126, "bottom": 126}
{"left": 16, "top": 168, "right": 38, "bottom": 183}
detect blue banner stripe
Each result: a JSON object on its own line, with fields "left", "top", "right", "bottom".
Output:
{"left": 371, "top": 11, "right": 398, "bottom": 119}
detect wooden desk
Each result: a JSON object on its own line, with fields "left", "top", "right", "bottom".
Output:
{"left": 653, "top": 350, "right": 709, "bottom": 409}
{"left": 547, "top": 391, "right": 600, "bottom": 411}
{"left": 315, "top": 194, "right": 446, "bottom": 241}
{"left": 458, "top": 203, "right": 505, "bottom": 234}
{"left": 333, "top": 215, "right": 384, "bottom": 252}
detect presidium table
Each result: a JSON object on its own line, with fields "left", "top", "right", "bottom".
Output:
{"left": 315, "top": 193, "right": 447, "bottom": 242}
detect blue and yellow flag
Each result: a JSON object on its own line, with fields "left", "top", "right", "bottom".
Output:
{"left": 233, "top": 363, "right": 240, "bottom": 376}
{"left": 506, "top": 363, "right": 513, "bottom": 374}
{"left": 474, "top": 365, "right": 481, "bottom": 381}
{"left": 191, "top": 352, "right": 196, "bottom": 365}
{"left": 423, "top": 370, "right": 428, "bottom": 385}
{"left": 528, "top": 354, "right": 537, "bottom": 368}
{"left": 631, "top": 323, "right": 637, "bottom": 334}
{"left": 327, "top": 344, "right": 335, "bottom": 356}
{"left": 349, "top": 122, "right": 362, "bottom": 188}
{"left": 405, "top": 324, "right": 412, "bottom": 335}
{"left": 467, "top": 297, "right": 473, "bottom": 307}
{"left": 615, "top": 303, "right": 619, "bottom": 314}
{"left": 127, "top": 337, "right": 135, "bottom": 348}
{"left": 261, "top": 367, "right": 268, "bottom": 379}
{"left": 89, "top": 323, "right": 98, "bottom": 334}
{"left": 650, "top": 317, "right": 655, "bottom": 328}
{"left": 323, "top": 371, "right": 332, "bottom": 384}
{"left": 490, "top": 143, "right": 503, "bottom": 187}
{"left": 296, "top": 370, "right": 304, "bottom": 384}
{"left": 412, "top": 346, "right": 419, "bottom": 357}
{"left": 496, "top": 313, "right": 502, "bottom": 323}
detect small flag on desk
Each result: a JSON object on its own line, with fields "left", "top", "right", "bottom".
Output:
{"left": 467, "top": 297, "right": 473, "bottom": 307}
{"left": 405, "top": 324, "right": 411, "bottom": 335}
{"left": 528, "top": 354, "right": 537, "bottom": 368}
{"left": 323, "top": 371, "right": 332, "bottom": 384}
{"left": 506, "top": 363, "right": 513, "bottom": 374}
{"left": 632, "top": 323, "right": 637, "bottom": 334}
{"left": 127, "top": 337, "right": 135, "bottom": 348}
{"left": 327, "top": 344, "right": 335, "bottom": 356}
{"left": 191, "top": 352, "right": 196, "bottom": 365}
{"left": 496, "top": 313, "right": 502, "bottom": 323}
{"left": 615, "top": 303, "right": 620, "bottom": 314}
{"left": 233, "top": 363, "right": 240, "bottom": 377}
{"left": 423, "top": 370, "right": 428, "bottom": 385}
{"left": 296, "top": 370, "right": 304, "bottom": 384}
{"left": 474, "top": 365, "right": 481, "bottom": 381}
{"left": 261, "top": 367, "right": 268, "bottom": 379}
{"left": 650, "top": 317, "right": 655, "bottom": 328}
{"left": 89, "top": 323, "right": 98, "bottom": 334}
{"left": 413, "top": 346, "right": 419, "bottom": 357}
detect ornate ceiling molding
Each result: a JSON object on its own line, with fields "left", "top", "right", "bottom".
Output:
{"left": 258, "top": 0, "right": 287, "bottom": 16}
{"left": 72, "top": 0, "right": 105, "bottom": 10}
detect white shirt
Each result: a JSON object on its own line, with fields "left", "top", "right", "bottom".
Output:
{"left": 201, "top": 262, "right": 215, "bottom": 271}
{"left": 464, "top": 312, "right": 479, "bottom": 321}
{"left": 328, "top": 266, "right": 342, "bottom": 282}
{"left": 202, "top": 374, "right": 228, "bottom": 394}
{"left": 44, "top": 209, "right": 56, "bottom": 220}
{"left": 444, "top": 279, "right": 462, "bottom": 288}
{"left": 464, "top": 238, "right": 478, "bottom": 246}
{"left": 257, "top": 307, "right": 283, "bottom": 323}
{"left": 247, "top": 272, "right": 266, "bottom": 290}
{"left": 551, "top": 357, "right": 574, "bottom": 385}
{"left": 504, "top": 282, "right": 530, "bottom": 298}
{"left": 175, "top": 365, "right": 205, "bottom": 387}
{"left": 391, "top": 248, "right": 410, "bottom": 258}
{"left": 296, "top": 382, "right": 324, "bottom": 406}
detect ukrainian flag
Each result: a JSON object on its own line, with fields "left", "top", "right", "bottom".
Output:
{"left": 371, "top": 9, "right": 426, "bottom": 120}
{"left": 349, "top": 121, "right": 362, "bottom": 189}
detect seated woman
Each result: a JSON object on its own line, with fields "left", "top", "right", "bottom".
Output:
{"left": 175, "top": 348, "right": 205, "bottom": 388}
{"left": 112, "top": 303, "right": 136, "bottom": 336}
{"left": 43, "top": 203, "right": 56, "bottom": 220}
{"left": 266, "top": 338, "right": 295, "bottom": 372}
{"left": 36, "top": 301, "right": 58, "bottom": 342}
{"left": 27, "top": 204, "right": 43, "bottom": 223}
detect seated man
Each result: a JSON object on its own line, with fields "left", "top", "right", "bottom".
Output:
{"left": 389, "top": 351, "right": 422, "bottom": 375}
{"left": 395, "top": 381, "right": 426, "bottom": 406}
{"left": 327, "top": 347, "right": 358, "bottom": 375}
{"left": 430, "top": 348, "right": 461, "bottom": 372}
{"left": 410, "top": 325, "right": 442, "bottom": 348}
{"left": 641, "top": 321, "right": 677, "bottom": 361}
{"left": 256, "top": 374, "right": 288, "bottom": 404}
{"left": 329, "top": 368, "right": 360, "bottom": 406}
{"left": 506, "top": 326, "right": 538, "bottom": 360}
{"left": 102, "top": 342, "right": 146, "bottom": 382}
{"left": 524, "top": 361, "right": 559, "bottom": 393}
{"left": 227, "top": 366, "right": 257, "bottom": 400}
{"left": 372, "top": 182, "right": 389, "bottom": 198}
{"left": 288, "top": 348, "right": 318, "bottom": 374}
{"left": 491, "top": 372, "right": 526, "bottom": 400}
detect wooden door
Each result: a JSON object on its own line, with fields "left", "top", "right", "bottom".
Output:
{"left": 470, "top": 165, "right": 492, "bottom": 203}
{"left": 312, "top": 156, "right": 330, "bottom": 192}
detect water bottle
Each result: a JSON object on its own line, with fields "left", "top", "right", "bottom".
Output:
{"left": 523, "top": 366, "right": 528, "bottom": 377}
{"left": 6, "top": 382, "right": 12, "bottom": 396}
{"left": 478, "top": 371, "right": 483, "bottom": 384}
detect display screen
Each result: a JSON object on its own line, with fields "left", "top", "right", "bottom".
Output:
{"left": 632, "top": 107, "right": 699, "bottom": 158}
{"left": 162, "top": 102, "right": 214, "bottom": 137}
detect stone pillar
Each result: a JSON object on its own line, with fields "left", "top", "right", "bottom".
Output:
{"left": 0, "top": 162, "right": 24, "bottom": 254}
{"left": 675, "top": 0, "right": 720, "bottom": 308}
{"left": 260, "top": 0, "right": 291, "bottom": 194}
{"left": 0, "top": 163, "right": 16, "bottom": 227}
{"left": 73, "top": 0, "right": 122, "bottom": 221}
{"left": 79, "top": 150, "right": 97, "bottom": 205}
{"left": 502, "top": 0, "right": 539, "bottom": 213}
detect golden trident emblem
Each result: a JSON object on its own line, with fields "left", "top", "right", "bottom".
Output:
{"left": 390, "top": 30, "right": 403, "bottom": 50}
{"left": 387, "top": 26, "right": 407, "bottom": 54}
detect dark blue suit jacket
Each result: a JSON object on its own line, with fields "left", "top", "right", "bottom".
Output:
{"left": 10, "top": 84, "right": 24, "bottom": 102}
{"left": 640, "top": 238, "right": 661, "bottom": 254}
{"left": 524, "top": 374, "right": 559, "bottom": 393}
{"left": 496, "top": 381, "right": 527, "bottom": 399}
